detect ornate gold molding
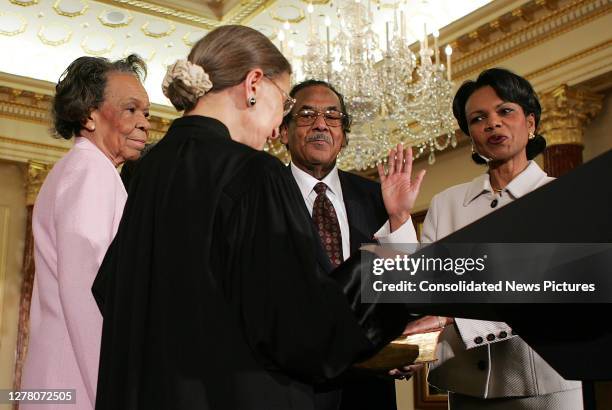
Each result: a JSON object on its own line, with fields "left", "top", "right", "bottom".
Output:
{"left": 450, "top": 0, "right": 612, "bottom": 81}
{"left": 53, "top": 0, "right": 89, "bottom": 17}
{"left": 539, "top": 84, "right": 603, "bottom": 146}
{"left": 81, "top": 34, "right": 115, "bottom": 55}
{"left": 147, "top": 116, "right": 172, "bottom": 143}
{"left": 270, "top": 5, "right": 305, "bottom": 24}
{"left": 94, "top": 0, "right": 220, "bottom": 29}
{"left": 9, "top": 0, "right": 38, "bottom": 5}
{"left": 0, "top": 136, "right": 68, "bottom": 153}
{"left": 0, "top": 77, "right": 176, "bottom": 144}
{"left": 37, "top": 24, "right": 73, "bottom": 46}
{"left": 141, "top": 20, "right": 176, "bottom": 38}
{"left": 223, "top": 0, "right": 277, "bottom": 25}
{"left": 25, "top": 161, "right": 53, "bottom": 206}
{"left": 98, "top": 9, "right": 134, "bottom": 27}
{"left": 0, "top": 206, "right": 9, "bottom": 338}
{"left": 94, "top": 0, "right": 276, "bottom": 30}
{"left": 525, "top": 39, "right": 612, "bottom": 81}
{"left": 298, "top": 0, "right": 330, "bottom": 5}
{"left": 0, "top": 11, "right": 28, "bottom": 36}
{"left": 0, "top": 86, "right": 53, "bottom": 125}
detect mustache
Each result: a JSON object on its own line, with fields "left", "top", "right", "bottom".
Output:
{"left": 306, "top": 133, "right": 332, "bottom": 144}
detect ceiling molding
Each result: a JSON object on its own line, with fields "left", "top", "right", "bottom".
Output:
{"left": 93, "top": 0, "right": 220, "bottom": 29}
{"left": 0, "top": 74, "right": 175, "bottom": 164}
{"left": 0, "top": 134, "right": 68, "bottom": 164}
{"left": 449, "top": 0, "right": 611, "bottom": 81}
{"left": 0, "top": 72, "right": 179, "bottom": 120}
{"left": 93, "top": 0, "right": 276, "bottom": 30}
{"left": 525, "top": 38, "right": 612, "bottom": 91}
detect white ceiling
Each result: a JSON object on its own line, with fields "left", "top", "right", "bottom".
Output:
{"left": 0, "top": 0, "right": 491, "bottom": 106}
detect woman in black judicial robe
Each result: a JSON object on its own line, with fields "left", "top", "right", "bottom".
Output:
{"left": 93, "top": 26, "right": 415, "bottom": 410}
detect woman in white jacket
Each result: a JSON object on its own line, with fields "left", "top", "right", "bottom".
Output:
{"left": 403, "top": 68, "right": 583, "bottom": 410}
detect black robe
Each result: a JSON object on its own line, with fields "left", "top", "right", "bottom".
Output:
{"left": 93, "top": 116, "right": 406, "bottom": 410}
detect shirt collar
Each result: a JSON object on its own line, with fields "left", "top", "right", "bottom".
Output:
{"left": 289, "top": 162, "right": 342, "bottom": 198}
{"left": 463, "top": 161, "right": 548, "bottom": 206}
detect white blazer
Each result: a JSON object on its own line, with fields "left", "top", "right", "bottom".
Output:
{"left": 414, "top": 161, "right": 582, "bottom": 399}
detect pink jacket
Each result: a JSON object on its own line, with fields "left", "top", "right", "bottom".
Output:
{"left": 22, "top": 137, "right": 127, "bottom": 410}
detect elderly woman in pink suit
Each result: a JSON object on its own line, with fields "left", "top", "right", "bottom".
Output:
{"left": 21, "top": 55, "right": 150, "bottom": 410}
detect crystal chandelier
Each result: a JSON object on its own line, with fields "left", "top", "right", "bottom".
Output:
{"left": 275, "top": 0, "right": 458, "bottom": 170}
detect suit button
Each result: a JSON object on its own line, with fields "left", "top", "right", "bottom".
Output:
{"left": 499, "top": 331, "right": 508, "bottom": 339}
{"left": 486, "top": 333, "right": 495, "bottom": 341}
{"left": 474, "top": 336, "right": 483, "bottom": 345}
{"left": 477, "top": 360, "right": 487, "bottom": 371}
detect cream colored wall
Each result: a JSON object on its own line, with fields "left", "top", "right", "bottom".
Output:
{"left": 0, "top": 160, "right": 26, "bottom": 399}
{"left": 411, "top": 144, "right": 484, "bottom": 213}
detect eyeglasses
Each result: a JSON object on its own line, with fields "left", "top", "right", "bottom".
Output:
{"left": 293, "top": 108, "right": 346, "bottom": 128}
{"left": 264, "top": 76, "right": 296, "bottom": 116}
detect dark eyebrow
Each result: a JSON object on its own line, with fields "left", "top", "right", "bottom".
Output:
{"left": 467, "top": 102, "right": 513, "bottom": 118}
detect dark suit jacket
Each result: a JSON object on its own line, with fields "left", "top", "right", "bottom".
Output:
{"left": 336, "top": 171, "right": 397, "bottom": 410}
{"left": 288, "top": 166, "right": 397, "bottom": 410}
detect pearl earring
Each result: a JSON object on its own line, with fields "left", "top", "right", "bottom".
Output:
{"left": 248, "top": 97, "right": 256, "bottom": 106}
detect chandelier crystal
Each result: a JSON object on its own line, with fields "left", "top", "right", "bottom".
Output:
{"left": 291, "top": 0, "right": 458, "bottom": 170}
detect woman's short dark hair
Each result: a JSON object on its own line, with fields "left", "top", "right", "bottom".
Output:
{"left": 52, "top": 54, "right": 147, "bottom": 139}
{"left": 452, "top": 67, "right": 546, "bottom": 164}
{"left": 281, "top": 79, "right": 352, "bottom": 135}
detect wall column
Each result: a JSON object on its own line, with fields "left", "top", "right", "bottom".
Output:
{"left": 12, "top": 161, "right": 51, "bottom": 404}
{"left": 539, "top": 84, "right": 603, "bottom": 177}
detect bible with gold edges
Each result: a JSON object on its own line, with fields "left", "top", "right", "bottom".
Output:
{"left": 354, "top": 330, "right": 441, "bottom": 371}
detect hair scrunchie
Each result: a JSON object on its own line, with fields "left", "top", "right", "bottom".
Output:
{"left": 162, "top": 59, "right": 213, "bottom": 100}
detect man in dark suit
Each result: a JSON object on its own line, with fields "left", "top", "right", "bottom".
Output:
{"left": 280, "top": 80, "right": 423, "bottom": 410}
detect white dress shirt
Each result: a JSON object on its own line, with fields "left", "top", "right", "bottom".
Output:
{"left": 289, "top": 162, "right": 414, "bottom": 260}
{"left": 290, "top": 162, "right": 352, "bottom": 260}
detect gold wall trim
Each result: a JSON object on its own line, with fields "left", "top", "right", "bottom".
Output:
{"left": 540, "top": 84, "right": 603, "bottom": 146}
{"left": 94, "top": 0, "right": 221, "bottom": 29}
{"left": 270, "top": 5, "right": 305, "bottom": 24}
{"left": 37, "top": 24, "right": 73, "bottom": 46}
{"left": 9, "top": 0, "right": 38, "bottom": 5}
{"left": 0, "top": 72, "right": 178, "bottom": 121}
{"left": 0, "top": 76, "right": 173, "bottom": 162}
{"left": 0, "top": 12, "right": 28, "bottom": 36}
{"left": 53, "top": 0, "right": 90, "bottom": 17}
{"left": 0, "top": 207, "right": 9, "bottom": 338}
{"left": 26, "top": 161, "right": 53, "bottom": 206}
{"left": 94, "top": 0, "right": 274, "bottom": 29}
{"left": 98, "top": 9, "right": 134, "bottom": 27}
{"left": 141, "top": 20, "right": 176, "bottom": 37}
{"left": 452, "top": 0, "right": 612, "bottom": 81}
{"left": 525, "top": 39, "right": 612, "bottom": 80}
{"left": 0, "top": 136, "right": 69, "bottom": 154}
{"left": 0, "top": 91, "right": 52, "bottom": 126}
{"left": 225, "top": 0, "right": 277, "bottom": 25}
